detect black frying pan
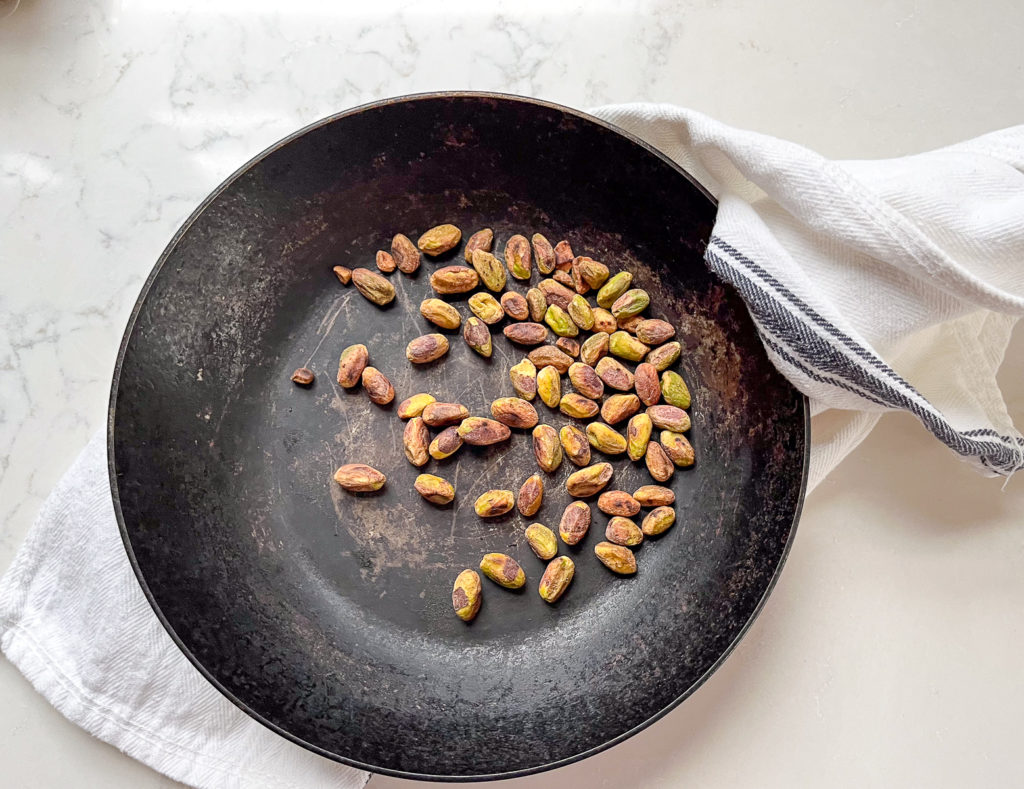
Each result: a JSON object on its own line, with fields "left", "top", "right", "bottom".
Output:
{"left": 109, "top": 93, "right": 808, "bottom": 781}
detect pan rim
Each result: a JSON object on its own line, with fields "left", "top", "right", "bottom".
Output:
{"left": 107, "top": 90, "right": 810, "bottom": 782}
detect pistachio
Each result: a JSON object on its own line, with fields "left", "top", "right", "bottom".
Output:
{"left": 633, "top": 485, "right": 675, "bottom": 507}
{"left": 610, "top": 288, "right": 650, "bottom": 319}
{"left": 645, "top": 441, "right": 674, "bottom": 482}
{"left": 647, "top": 405, "right": 691, "bottom": 433}
{"left": 526, "top": 287, "right": 548, "bottom": 321}
{"left": 474, "top": 490, "right": 515, "bottom": 518}
{"left": 430, "top": 265, "right": 479, "bottom": 295}
{"left": 503, "top": 322, "right": 548, "bottom": 346}
{"left": 397, "top": 393, "right": 436, "bottom": 419}
{"left": 636, "top": 319, "right": 676, "bottom": 345}
{"left": 352, "top": 267, "right": 396, "bottom": 305}
{"left": 559, "top": 425, "right": 591, "bottom": 467}
{"left": 419, "top": 298, "right": 462, "bottom": 330}
{"left": 333, "top": 265, "right": 352, "bottom": 285}
{"left": 491, "top": 397, "right": 539, "bottom": 429}
{"left": 596, "top": 271, "right": 633, "bottom": 309}
{"left": 580, "top": 332, "right": 610, "bottom": 366}
{"left": 333, "top": 463, "right": 386, "bottom": 492}
{"left": 641, "top": 506, "right": 676, "bottom": 536}
{"left": 553, "top": 269, "right": 575, "bottom": 288}
{"left": 660, "top": 430, "right": 695, "bottom": 467}
{"left": 429, "top": 426, "right": 463, "bottom": 460}
{"left": 414, "top": 473, "right": 455, "bottom": 504}
{"left": 538, "top": 277, "right": 575, "bottom": 309}
{"left": 509, "top": 358, "right": 538, "bottom": 400}
{"left": 647, "top": 341, "right": 682, "bottom": 371}
{"left": 470, "top": 249, "right": 507, "bottom": 293}
{"left": 290, "top": 367, "right": 314, "bottom": 386}
{"left": 575, "top": 256, "right": 610, "bottom": 289}
{"left": 570, "top": 257, "right": 590, "bottom": 295}
{"left": 591, "top": 307, "right": 617, "bottom": 334}
{"left": 565, "top": 461, "right": 613, "bottom": 497}
{"left": 605, "top": 516, "right": 644, "bottom": 546}
{"left": 480, "top": 553, "right": 526, "bottom": 588}
{"left": 568, "top": 362, "right": 604, "bottom": 400}
{"left": 634, "top": 362, "right": 661, "bottom": 407}
{"left": 601, "top": 393, "right": 641, "bottom": 425}
{"left": 554, "top": 239, "right": 575, "bottom": 269}
{"left": 452, "top": 569, "right": 482, "bottom": 621}
{"left": 391, "top": 233, "right": 421, "bottom": 273}
{"left": 594, "top": 356, "right": 634, "bottom": 391}
{"left": 421, "top": 402, "right": 470, "bottom": 427}
{"left": 558, "top": 501, "right": 592, "bottom": 545}
{"left": 536, "top": 365, "right": 562, "bottom": 408}
{"left": 500, "top": 291, "right": 530, "bottom": 321}
{"left": 361, "top": 366, "right": 394, "bottom": 405}
{"left": 527, "top": 345, "right": 573, "bottom": 374}
{"left": 406, "top": 333, "right": 450, "bottom": 364}
{"left": 538, "top": 556, "right": 575, "bottom": 603}
{"left": 609, "top": 331, "right": 650, "bottom": 362}
{"left": 568, "top": 294, "right": 595, "bottom": 330}
{"left": 617, "top": 314, "right": 644, "bottom": 334}
{"left": 532, "top": 233, "right": 556, "bottom": 275}
{"left": 598, "top": 490, "right": 641, "bottom": 517}
{"left": 555, "top": 337, "right": 580, "bottom": 358}
{"left": 532, "top": 424, "right": 563, "bottom": 472}
{"left": 375, "top": 250, "right": 397, "bottom": 273}
{"left": 417, "top": 223, "right": 462, "bottom": 256}
{"left": 336, "top": 344, "right": 369, "bottom": 388}
{"left": 458, "top": 417, "right": 512, "bottom": 445}
{"left": 504, "top": 234, "right": 532, "bottom": 280}
{"left": 559, "top": 393, "right": 600, "bottom": 419}
{"left": 468, "top": 292, "right": 505, "bottom": 324}
{"left": 517, "top": 473, "right": 544, "bottom": 517}
{"left": 463, "top": 316, "right": 493, "bottom": 357}
{"left": 464, "top": 228, "right": 494, "bottom": 263}
{"left": 626, "top": 413, "right": 653, "bottom": 461}
{"left": 544, "top": 304, "right": 578, "bottom": 337}
{"left": 525, "top": 523, "right": 558, "bottom": 560}
{"left": 661, "top": 370, "right": 692, "bottom": 409}
{"left": 594, "top": 542, "right": 637, "bottom": 574}
{"left": 586, "top": 422, "right": 627, "bottom": 455}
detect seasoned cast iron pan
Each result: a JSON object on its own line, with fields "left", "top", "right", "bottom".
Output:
{"left": 109, "top": 92, "right": 808, "bottom": 781}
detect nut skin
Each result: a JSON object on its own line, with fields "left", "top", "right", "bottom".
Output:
{"left": 645, "top": 441, "right": 675, "bottom": 482}
{"left": 641, "top": 506, "right": 676, "bottom": 536}
{"left": 458, "top": 417, "right": 512, "bottom": 445}
{"left": 536, "top": 365, "right": 562, "bottom": 408}
{"left": 527, "top": 345, "right": 573, "bottom": 374}
{"left": 598, "top": 490, "right": 641, "bottom": 517}
{"left": 580, "top": 332, "right": 610, "bottom": 366}
{"left": 591, "top": 308, "right": 617, "bottom": 334}
{"left": 517, "top": 474, "right": 544, "bottom": 517}
{"left": 538, "top": 278, "right": 575, "bottom": 309}
{"left": 525, "top": 523, "right": 559, "bottom": 560}
{"left": 617, "top": 314, "right": 644, "bottom": 334}
{"left": 500, "top": 291, "right": 530, "bottom": 321}
{"left": 471, "top": 249, "right": 507, "bottom": 293}
{"left": 351, "top": 267, "right": 396, "bottom": 305}
{"left": 647, "top": 341, "right": 682, "bottom": 371}
{"left": 596, "top": 271, "right": 633, "bottom": 309}
{"left": 397, "top": 393, "right": 436, "bottom": 419}
{"left": 526, "top": 288, "right": 548, "bottom": 321}
{"left": 553, "top": 269, "right": 575, "bottom": 288}
{"left": 361, "top": 366, "right": 394, "bottom": 405}
{"left": 429, "top": 426, "right": 463, "bottom": 460}
{"left": 337, "top": 344, "right": 369, "bottom": 388}
{"left": 558, "top": 501, "right": 592, "bottom": 545}
{"left": 586, "top": 422, "right": 627, "bottom": 455}
{"left": 468, "top": 292, "right": 505, "bottom": 324}
{"left": 333, "top": 265, "right": 352, "bottom": 285}
{"left": 452, "top": 569, "right": 482, "bottom": 622}
{"left": 417, "top": 223, "right": 462, "bottom": 255}
{"left": 544, "top": 304, "right": 578, "bottom": 337}
{"left": 538, "top": 556, "right": 575, "bottom": 603}
{"left": 595, "top": 356, "right": 634, "bottom": 391}
{"left": 636, "top": 319, "right": 676, "bottom": 345}
{"left": 601, "top": 393, "right": 641, "bottom": 425}
{"left": 647, "top": 405, "right": 691, "bottom": 432}
{"left": 626, "top": 413, "right": 654, "bottom": 461}
{"left": 375, "top": 250, "right": 397, "bottom": 272}
{"left": 594, "top": 542, "right": 637, "bottom": 575}
{"left": 661, "top": 430, "right": 695, "bottom": 467}
{"left": 559, "top": 393, "right": 600, "bottom": 419}
{"left": 605, "top": 516, "right": 644, "bottom": 546}
{"left": 553, "top": 240, "right": 575, "bottom": 269}
{"left": 406, "top": 333, "right": 450, "bottom": 364}
{"left": 430, "top": 265, "right": 479, "bottom": 294}
{"left": 463, "top": 316, "right": 493, "bottom": 358}
{"left": 532, "top": 424, "right": 563, "bottom": 472}
{"left": 474, "top": 490, "right": 516, "bottom": 518}
{"left": 421, "top": 402, "right": 470, "bottom": 427}
{"left": 661, "top": 370, "right": 692, "bottom": 409}
{"left": 566, "top": 462, "right": 613, "bottom": 497}
{"left": 419, "top": 298, "right": 462, "bottom": 330}
{"left": 505, "top": 234, "right": 532, "bottom": 280}
{"left": 634, "top": 363, "right": 661, "bottom": 407}
{"left": 391, "top": 233, "right": 421, "bottom": 273}
{"left": 568, "top": 295, "right": 595, "bottom": 330}
{"left": 610, "top": 288, "right": 650, "bottom": 319}
{"left": 503, "top": 322, "right": 549, "bottom": 345}
{"left": 291, "top": 367, "right": 314, "bottom": 386}
{"left": 464, "top": 228, "right": 494, "bottom": 263}
{"left": 633, "top": 485, "right": 675, "bottom": 507}
{"left": 491, "top": 397, "right": 540, "bottom": 429}
{"left": 559, "top": 425, "right": 591, "bottom": 467}
{"left": 333, "top": 464, "right": 386, "bottom": 492}
{"left": 609, "top": 331, "right": 650, "bottom": 362}
{"left": 479, "top": 553, "right": 526, "bottom": 589}
{"left": 568, "top": 362, "right": 604, "bottom": 400}
{"left": 414, "top": 473, "right": 455, "bottom": 504}
{"left": 509, "top": 358, "right": 538, "bottom": 400}
{"left": 532, "top": 233, "right": 556, "bottom": 275}
{"left": 555, "top": 337, "right": 580, "bottom": 358}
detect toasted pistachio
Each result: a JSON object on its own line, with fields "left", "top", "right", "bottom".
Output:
{"left": 474, "top": 490, "right": 515, "bottom": 518}
{"left": 596, "top": 271, "right": 633, "bottom": 309}
{"left": 634, "top": 362, "right": 661, "bottom": 406}
{"left": 647, "top": 341, "right": 682, "bottom": 371}
{"left": 558, "top": 501, "right": 592, "bottom": 545}
{"left": 491, "top": 397, "right": 539, "bottom": 429}
{"left": 601, "top": 393, "right": 641, "bottom": 425}
{"left": 452, "top": 569, "right": 482, "bottom": 621}
{"left": 580, "top": 332, "right": 610, "bottom": 367}
{"left": 545, "top": 304, "right": 578, "bottom": 337}
{"left": 565, "top": 462, "right": 613, "bottom": 497}
{"left": 536, "top": 365, "right": 562, "bottom": 408}
{"left": 555, "top": 337, "right": 580, "bottom": 358}
{"left": 661, "top": 370, "right": 692, "bottom": 409}
{"left": 505, "top": 234, "right": 532, "bottom": 280}
{"left": 517, "top": 473, "right": 544, "bottom": 517}
{"left": 591, "top": 307, "right": 617, "bottom": 334}
{"left": 468, "top": 292, "right": 505, "bottom": 324}
{"left": 509, "top": 358, "right": 538, "bottom": 400}
{"left": 553, "top": 269, "right": 575, "bottom": 288}
{"left": 526, "top": 287, "right": 548, "bottom": 321}
{"left": 419, "top": 298, "right": 462, "bottom": 330}
{"left": 647, "top": 405, "right": 691, "bottom": 433}
{"left": 291, "top": 367, "right": 314, "bottom": 386}
{"left": 594, "top": 541, "right": 637, "bottom": 575}
{"left": 626, "top": 413, "right": 653, "bottom": 461}
{"left": 337, "top": 344, "right": 369, "bottom": 388}
{"left": 417, "top": 223, "right": 462, "bottom": 256}
{"left": 471, "top": 249, "right": 508, "bottom": 293}
{"left": 538, "top": 277, "right": 575, "bottom": 309}
{"left": 570, "top": 257, "right": 591, "bottom": 295}
{"left": 595, "top": 356, "right": 634, "bottom": 391}
{"left": 606, "top": 516, "right": 644, "bottom": 546}
{"left": 559, "top": 425, "right": 591, "bottom": 467}
{"left": 500, "top": 291, "right": 530, "bottom": 321}
{"left": 480, "top": 553, "right": 526, "bottom": 588}
{"left": 641, "top": 506, "right": 676, "bottom": 536}
{"left": 429, "top": 425, "right": 464, "bottom": 460}
{"left": 464, "top": 228, "right": 494, "bottom": 263}
{"left": 375, "top": 250, "right": 397, "bottom": 273}
{"left": 609, "top": 331, "right": 650, "bottom": 362}
{"left": 598, "top": 490, "right": 641, "bottom": 517}
{"left": 458, "top": 417, "right": 512, "bottom": 445}
{"left": 532, "top": 424, "right": 563, "bottom": 472}
{"left": 586, "top": 422, "right": 627, "bottom": 455}
{"left": 504, "top": 322, "right": 548, "bottom": 345}
{"left": 661, "top": 430, "right": 695, "bottom": 467}
{"left": 560, "top": 393, "right": 600, "bottom": 419}
{"left": 568, "top": 362, "right": 604, "bottom": 400}
{"left": 414, "top": 473, "right": 455, "bottom": 504}
{"left": 645, "top": 441, "right": 674, "bottom": 482}
{"left": 576, "top": 256, "right": 610, "bottom": 289}
{"left": 351, "top": 267, "right": 396, "bottom": 305}
{"left": 532, "top": 233, "right": 556, "bottom": 275}
{"left": 528, "top": 345, "right": 573, "bottom": 374}
{"left": 462, "top": 316, "right": 493, "bottom": 357}
{"left": 610, "top": 288, "right": 650, "bottom": 319}
{"left": 554, "top": 240, "right": 575, "bottom": 269}
{"left": 525, "top": 523, "right": 558, "bottom": 560}
{"left": 567, "top": 294, "right": 595, "bottom": 330}
{"left": 361, "top": 366, "right": 394, "bottom": 405}
{"left": 397, "top": 393, "right": 436, "bottom": 420}
{"left": 633, "top": 485, "right": 675, "bottom": 507}
{"left": 403, "top": 417, "right": 430, "bottom": 467}
{"left": 617, "top": 314, "right": 645, "bottom": 334}
{"left": 391, "top": 233, "right": 421, "bottom": 274}
{"left": 430, "top": 265, "right": 479, "bottom": 295}
{"left": 333, "top": 265, "right": 352, "bottom": 285}
{"left": 406, "top": 333, "right": 450, "bottom": 364}
{"left": 333, "top": 464, "right": 386, "bottom": 492}
{"left": 636, "top": 319, "right": 676, "bottom": 345}
{"left": 538, "top": 556, "right": 575, "bottom": 603}
{"left": 421, "top": 402, "right": 470, "bottom": 427}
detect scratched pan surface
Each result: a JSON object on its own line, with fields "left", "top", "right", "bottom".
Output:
{"left": 109, "top": 93, "right": 808, "bottom": 781}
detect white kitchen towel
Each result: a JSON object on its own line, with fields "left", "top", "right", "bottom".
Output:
{"left": 3, "top": 106, "right": 1024, "bottom": 789}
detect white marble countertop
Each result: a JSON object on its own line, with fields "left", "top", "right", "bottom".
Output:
{"left": 1, "top": 1, "right": 1023, "bottom": 787}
